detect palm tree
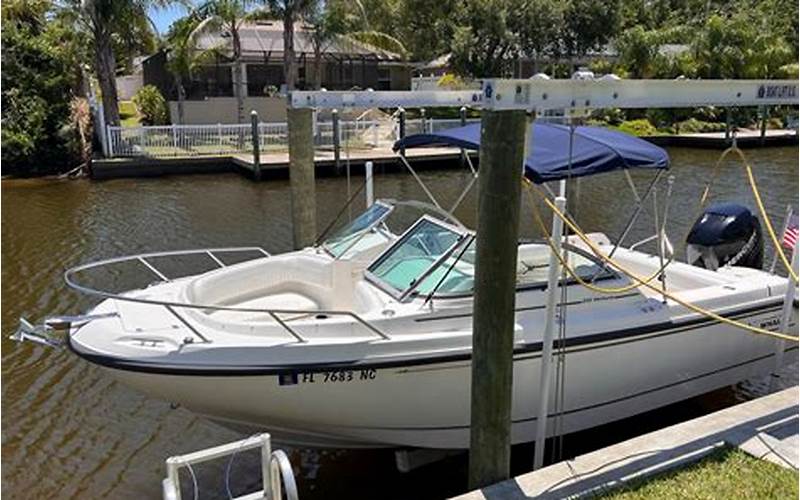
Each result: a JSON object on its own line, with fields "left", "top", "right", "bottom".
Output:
{"left": 60, "top": 0, "right": 163, "bottom": 127}
{"left": 305, "top": 1, "right": 407, "bottom": 90}
{"left": 166, "top": 14, "right": 222, "bottom": 124}
{"left": 192, "top": 0, "right": 262, "bottom": 123}
{"left": 266, "top": 0, "right": 317, "bottom": 91}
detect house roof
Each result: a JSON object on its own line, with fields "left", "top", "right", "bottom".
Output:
{"left": 195, "top": 20, "right": 404, "bottom": 62}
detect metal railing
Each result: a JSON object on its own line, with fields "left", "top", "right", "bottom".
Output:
{"left": 107, "top": 117, "right": 477, "bottom": 158}
{"left": 162, "top": 433, "right": 298, "bottom": 500}
{"left": 61, "top": 247, "right": 391, "bottom": 343}
{"left": 108, "top": 120, "right": 385, "bottom": 158}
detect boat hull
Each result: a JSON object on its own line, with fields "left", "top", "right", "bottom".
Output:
{"left": 91, "top": 304, "right": 797, "bottom": 449}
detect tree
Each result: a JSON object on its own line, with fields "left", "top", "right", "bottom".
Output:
{"left": 615, "top": 26, "right": 664, "bottom": 78}
{"left": 515, "top": 0, "right": 565, "bottom": 73}
{"left": 59, "top": 0, "right": 162, "bottom": 127}
{"left": 562, "top": 0, "right": 621, "bottom": 59}
{"left": 395, "top": 0, "right": 457, "bottom": 62}
{"left": 305, "top": 0, "right": 352, "bottom": 89}
{"left": 449, "top": 0, "right": 519, "bottom": 78}
{"left": 267, "top": 0, "right": 317, "bottom": 91}
{"left": 2, "top": 0, "right": 82, "bottom": 174}
{"left": 166, "top": 13, "right": 221, "bottom": 123}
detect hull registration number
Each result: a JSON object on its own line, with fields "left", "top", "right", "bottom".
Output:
{"left": 278, "top": 369, "right": 377, "bottom": 386}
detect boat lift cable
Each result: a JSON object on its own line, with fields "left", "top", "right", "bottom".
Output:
{"left": 313, "top": 176, "right": 368, "bottom": 246}
{"left": 524, "top": 181, "right": 672, "bottom": 294}
{"left": 528, "top": 182, "right": 800, "bottom": 343}
{"left": 697, "top": 142, "right": 799, "bottom": 283}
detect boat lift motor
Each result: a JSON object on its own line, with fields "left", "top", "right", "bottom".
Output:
{"left": 686, "top": 202, "right": 764, "bottom": 271}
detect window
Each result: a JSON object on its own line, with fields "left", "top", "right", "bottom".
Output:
{"left": 323, "top": 202, "right": 393, "bottom": 258}
{"left": 367, "top": 218, "right": 463, "bottom": 297}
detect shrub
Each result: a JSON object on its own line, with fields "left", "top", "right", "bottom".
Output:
{"left": 437, "top": 73, "right": 468, "bottom": 90}
{"left": 677, "top": 118, "right": 727, "bottom": 133}
{"left": 132, "top": 85, "right": 169, "bottom": 125}
{"left": 615, "top": 119, "right": 659, "bottom": 136}
{"left": 2, "top": 9, "right": 79, "bottom": 175}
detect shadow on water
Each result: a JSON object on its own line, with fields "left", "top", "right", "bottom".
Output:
{"left": 2, "top": 146, "right": 797, "bottom": 499}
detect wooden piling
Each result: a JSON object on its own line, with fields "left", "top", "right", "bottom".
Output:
{"left": 332, "top": 109, "right": 341, "bottom": 172}
{"left": 287, "top": 107, "right": 317, "bottom": 249}
{"left": 468, "top": 109, "right": 528, "bottom": 490}
{"left": 398, "top": 108, "right": 406, "bottom": 157}
{"left": 251, "top": 110, "right": 261, "bottom": 181}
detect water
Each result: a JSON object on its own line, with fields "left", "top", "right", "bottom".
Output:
{"left": 2, "top": 147, "right": 798, "bottom": 499}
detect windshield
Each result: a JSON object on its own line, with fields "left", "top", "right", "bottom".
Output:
{"left": 367, "top": 218, "right": 463, "bottom": 298}
{"left": 322, "top": 202, "right": 392, "bottom": 258}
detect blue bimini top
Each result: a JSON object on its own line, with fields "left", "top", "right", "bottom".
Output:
{"left": 393, "top": 122, "right": 669, "bottom": 184}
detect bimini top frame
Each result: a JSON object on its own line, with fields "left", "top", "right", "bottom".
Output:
{"left": 290, "top": 78, "right": 798, "bottom": 111}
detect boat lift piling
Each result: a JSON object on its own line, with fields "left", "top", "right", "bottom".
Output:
{"left": 287, "top": 107, "right": 317, "bottom": 249}
{"left": 533, "top": 181, "right": 567, "bottom": 471}
{"left": 468, "top": 109, "right": 528, "bottom": 488}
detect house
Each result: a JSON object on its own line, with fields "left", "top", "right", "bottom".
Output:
{"left": 142, "top": 20, "right": 411, "bottom": 123}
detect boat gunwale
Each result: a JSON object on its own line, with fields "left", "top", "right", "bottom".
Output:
{"left": 67, "top": 299, "right": 787, "bottom": 376}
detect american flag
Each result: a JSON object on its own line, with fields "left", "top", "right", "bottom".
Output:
{"left": 782, "top": 212, "right": 798, "bottom": 249}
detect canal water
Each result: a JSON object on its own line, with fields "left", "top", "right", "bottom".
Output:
{"left": 2, "top": 146, "right": 798, "bottom": 499}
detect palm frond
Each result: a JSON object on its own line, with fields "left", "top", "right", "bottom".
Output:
{"left": 347, "top": 30, "right": 408, "bottom": 59}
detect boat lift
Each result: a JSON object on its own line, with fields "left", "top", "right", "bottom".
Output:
{"left": 11, "top": 78, "right": 798, "bottom": 485}
{"left": 288, "top": 77, "right": 798, "bottom": 476}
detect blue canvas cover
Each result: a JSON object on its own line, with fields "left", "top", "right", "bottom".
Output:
{"left": 393, "top": 122, "right": 669, "bottom": 183}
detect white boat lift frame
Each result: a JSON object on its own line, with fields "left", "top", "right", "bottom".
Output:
{"left": 289, "top": 77, "right": 799, "bottom": 472}
{"left": 291, "top": 79, "right": 797, "bottom": 111}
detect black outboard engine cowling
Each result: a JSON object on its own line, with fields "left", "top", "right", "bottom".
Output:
{"left": 686, "top": 203, "right": 763, "bottom": 271}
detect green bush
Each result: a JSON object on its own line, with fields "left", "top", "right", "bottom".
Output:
{"left": 615, "top": 119, "right": 659, "bottom": 136}
{"left": 2, "top": 7, "right": 80, "bottom": 175}
{"left": 677, "top": 118, "right": 727, "bottom": 133}
{"left": 132, "top": 85, "right": 169, "bottom": 125}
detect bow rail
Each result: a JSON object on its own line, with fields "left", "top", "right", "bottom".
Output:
{"left": 13, "top": 247, "right": 391, "bottom": 348}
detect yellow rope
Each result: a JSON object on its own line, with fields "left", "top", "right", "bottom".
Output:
{"left": 735, "top": 147, "right": 799, "bottom": 283}
{"left": 529, "top": 183, "right": 799, "bottom": 343}
{"left": 697, "top": 145, "right": 797, "bottom": 283}
{"left": 523, "top": 181, "right": 671, "bottom": 294}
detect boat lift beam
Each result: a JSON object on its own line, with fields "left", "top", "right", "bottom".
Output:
{"left": 290, "top": 79, "right": 798, "bottom": 111}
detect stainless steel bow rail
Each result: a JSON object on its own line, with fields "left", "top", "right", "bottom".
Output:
{"left": 162, "top": 433, "right": 298, "bottom": 500}
{"left": 11, "top": 246, "right": 391, "bottom": 348}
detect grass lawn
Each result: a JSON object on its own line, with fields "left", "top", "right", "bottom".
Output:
{"left": 597, "top": 446, "right": 798, "bottom": 500}
{"left": 119, "top": 101, "right": 139, "bottom": 127}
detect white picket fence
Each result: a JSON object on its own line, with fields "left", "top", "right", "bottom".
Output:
{"left": 105, "top": 118, "right": 480, "bottom": 159}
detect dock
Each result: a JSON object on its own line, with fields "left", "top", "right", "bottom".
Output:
{"left": 91, "top": 146, "right": 469, "bottom": 180}
{"left": 646, "top": 128, "right": 798, "bottom": 149}
{"left": 90, "top": 129, "right": 796, "bottom": 181}
{"left": 454, "top": 387, "right": 799, "bottom": 499}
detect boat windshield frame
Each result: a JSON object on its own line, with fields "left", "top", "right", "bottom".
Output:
{"left": 364, "top": 215, "right": 469, "bottom": 301}
{"left": 321, "top": 201, "right": 396, "bottom": 259}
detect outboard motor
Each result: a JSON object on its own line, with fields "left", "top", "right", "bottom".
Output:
{"left": 686, "top": 203, "right": 763, "bottom": 271}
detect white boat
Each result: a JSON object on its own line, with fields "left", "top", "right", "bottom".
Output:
{"left": 13, "top": 123, "right": 797, "bottom": 449}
